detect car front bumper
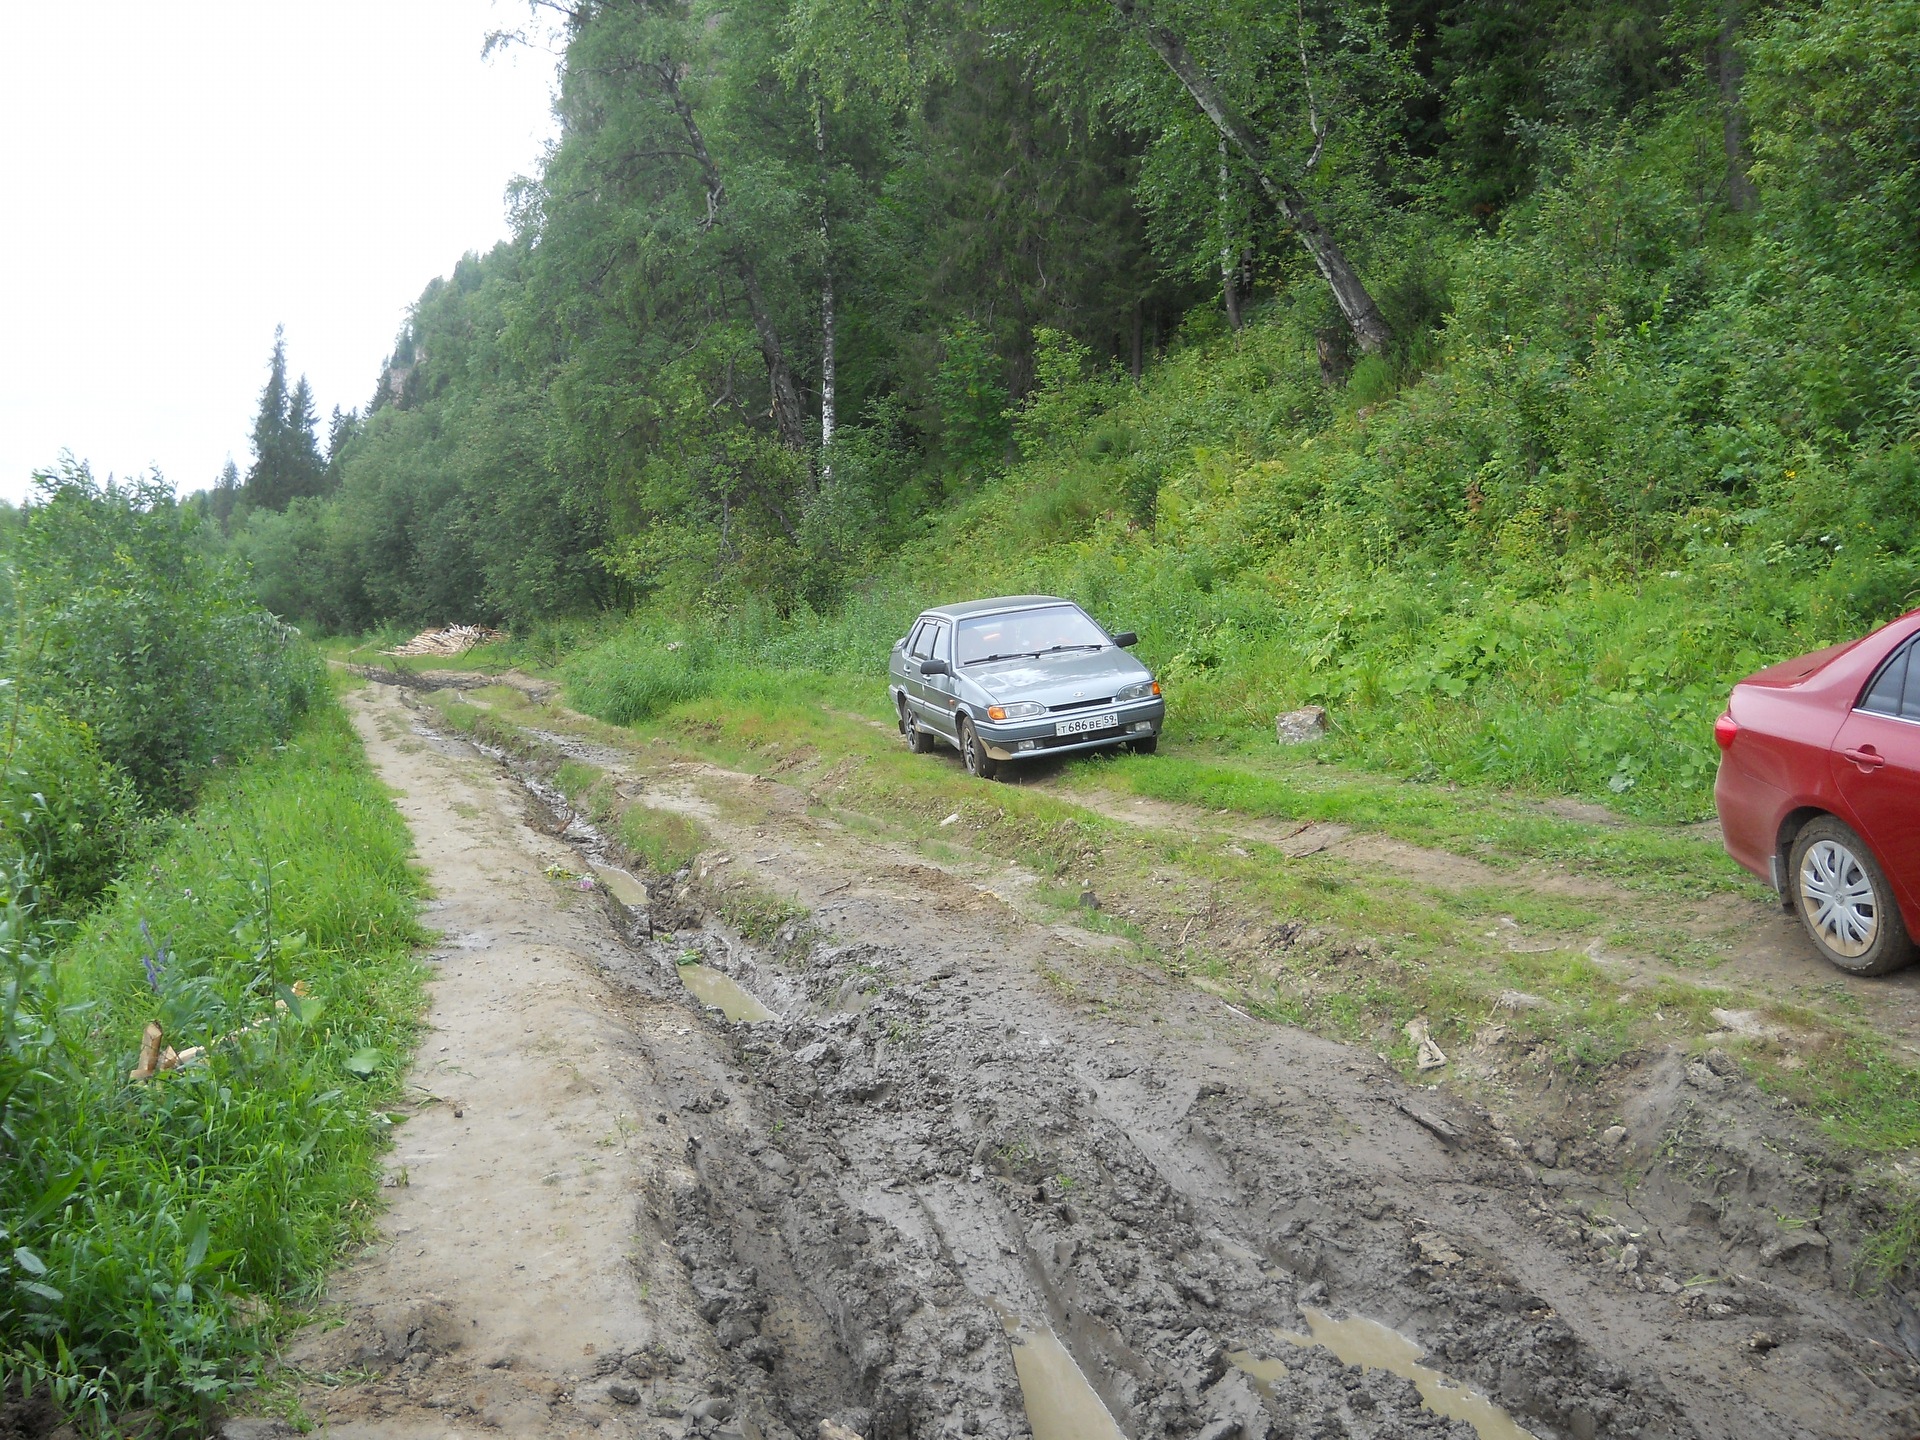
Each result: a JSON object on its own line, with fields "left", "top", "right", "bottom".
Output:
{"left": 976, "top": 698, "right": 1165, "bottom": 761}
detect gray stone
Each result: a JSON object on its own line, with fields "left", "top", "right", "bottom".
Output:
{"left": 1760, "top": 1230, "right": 1828, "bottom": 1267}
{"left": 1530, "top": 1137, "right": 1560, "bottom": 1168}
{"left": 1601, "top": 1125, "right": 1629, "bottom": 1148}
{"left": 219, "top": 1422, "right": 295, "bottom": 1440}
{"left": 1275, "top": 707, "right": 1329, "bottom": 744}
{"left": 1684, "top": 1062, "right": 1725, "bottom": 1092}
{"left": 690, "top": 1395, "right": 736, "bottom": 1422}
{"left": 607, "top": 1379, "right": 644, "bottom": 1405}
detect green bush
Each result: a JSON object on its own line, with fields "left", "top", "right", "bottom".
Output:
{"left": 562, "top": 629, "right": 724, "bottom": 724}
{"left": 5, "top": 463, "right": 323, "bottom": 813}
{"left": 0, "top": 704, "right": 141, "bottom": 915}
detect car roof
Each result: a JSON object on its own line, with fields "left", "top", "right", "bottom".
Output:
{"left": 919, "top": 595, "right": 1077, "bottom": 622}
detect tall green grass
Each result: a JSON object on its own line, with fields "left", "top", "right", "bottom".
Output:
{"left": 0, "top": 697, "right": 425, "bottom": 1433}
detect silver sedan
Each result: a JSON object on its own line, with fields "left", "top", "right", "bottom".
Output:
{"left": 887, "top": 596, "right": 1165, "bottom": 779}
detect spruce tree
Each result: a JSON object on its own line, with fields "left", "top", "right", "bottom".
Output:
{"left": 284, "top": 374, "right": 327, "bottom": 500}
{"left": 244, "top": 328, "right": 292, "bottom": 510}
{"left": 243, "top": 328, "right": 328, "bottom": 509}
{"left": 323, "top": 406, "right": 360, "bottom": 492}
{"left": 209, "top": 457, "right": 242, "bottom": 530}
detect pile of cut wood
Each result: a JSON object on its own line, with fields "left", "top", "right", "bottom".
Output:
{"left": 380, "top": 625, "right": 507, "bottom": 657}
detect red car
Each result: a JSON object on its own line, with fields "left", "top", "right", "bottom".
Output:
{"left": 1714, "top": 608, "right": 1920, "bottom": 975}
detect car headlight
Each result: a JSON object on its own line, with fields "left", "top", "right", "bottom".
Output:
{"left": 985, "top": 701, "right": 1046, "bottom": 721}
{"left": 1115, "top": 680, "right": 1162, "bottom": 702}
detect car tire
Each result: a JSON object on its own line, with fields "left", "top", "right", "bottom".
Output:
{"left": 1129, "top": 736, "right": 1158, "bottom": 756}
{"left": 1788, "top": 816, "right": 1917, "bottom": 976}
{"left": 901, "top": 702, "right": 935, "bottom": 755}
{"left": 958, "top": 717, "right": 1000, "bottom": 780}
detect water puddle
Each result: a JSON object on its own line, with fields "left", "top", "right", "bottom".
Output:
{"left": 1278, "top": 1307, "right": 1539, "bottom": 1440}
{"left": 590, "top": 863, "right": 649, "bottom": 911}
{"left": 989, "top": 1302, "right": 1125, "bottom": 1440}
{"left": 1225, "top": 1348, "right": 1289, "bottom": 1402}
{"left": 677, "top": 964, "right": 778, "bottom": 1023}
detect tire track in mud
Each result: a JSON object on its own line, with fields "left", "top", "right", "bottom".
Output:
{"left": 273, "top": 681, "right": 1920, "bottom": 1440}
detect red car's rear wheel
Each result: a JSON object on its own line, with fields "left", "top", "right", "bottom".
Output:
{"left": 1789, "top": 816, "right": 1916, "bottom": 976}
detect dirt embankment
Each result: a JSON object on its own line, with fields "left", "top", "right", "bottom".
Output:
{"left": 255, "top": 681, "right": 1920, "bottom": 1440}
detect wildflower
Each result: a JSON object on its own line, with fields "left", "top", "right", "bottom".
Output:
{"left": 139, "top": 918, "right": 171, "bottom": 994}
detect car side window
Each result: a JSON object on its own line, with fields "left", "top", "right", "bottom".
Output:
{"left": 908, "top": 621, "right": 933, "bottom": 660}
{"left": 929, "top": 622, "right": 950, "bottom": 661}
{"left": 1860, "top": 640, "right": 1914, "bottom": 719}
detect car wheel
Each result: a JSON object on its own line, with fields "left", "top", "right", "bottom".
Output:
{"left": 958, "top": 717, "right": 999, "bottom": 780}
{"left": 1129, "top": 735, "right": 1158, "bottom": 756}
{"left": 1788, "top": 816, "right": 1917, "bottom": 976}
{"left": 901, "top": 702, "right": 934, "bottom": 755}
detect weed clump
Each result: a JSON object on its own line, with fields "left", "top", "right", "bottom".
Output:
{"left": 0, "top": 701, "right": 425, "bottom": 1431}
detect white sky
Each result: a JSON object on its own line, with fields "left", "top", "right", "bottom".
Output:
{"left": 0, "top": 1, "right": 559, "bottom": 503}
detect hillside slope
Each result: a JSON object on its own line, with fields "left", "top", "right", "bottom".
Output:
{"left": 560, "top": 62, "right": 1920, "bottom": 823}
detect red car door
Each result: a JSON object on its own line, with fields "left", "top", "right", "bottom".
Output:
{"left": 1830, "top": 636, "right": 1920, "bottom": 920}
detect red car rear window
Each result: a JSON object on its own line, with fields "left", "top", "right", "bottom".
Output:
{"left": 1860, "top": 639, "right": 1920, "bottom": 719}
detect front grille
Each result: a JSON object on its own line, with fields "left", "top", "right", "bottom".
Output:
{"left": 1047, "top": 695, "right": 1116, "bottom": 713}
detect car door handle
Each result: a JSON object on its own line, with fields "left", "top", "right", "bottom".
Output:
{"left": 1842, "top": 746, "right": 1888, "bottom": 770}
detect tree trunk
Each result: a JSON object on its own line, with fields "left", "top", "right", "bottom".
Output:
{"left": 659, "top": 62, "right": 811, "bottom": 451}
{"left": 817, "top": 100, "right": 837, "bottom": 478}
{"left": 1316, "top": 327, "right": 1350, "bottom": 386}
{"left": 1717, "top": 0, "right": 1755, "bottom": 213}
{"left": 1112, "top": 0, "right": 1391, "bottom": 354}
{"left": 1219, "top": 140, "right": 1243, "bottom": 331}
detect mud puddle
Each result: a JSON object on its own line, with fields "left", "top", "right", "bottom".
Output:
{"left": 590, "top": 860, "right": 649, "bottom": 910}
{"left": 1224, "top": 1348, "right": 1288, "bottom": 1400}
{"left": 1277, "top": 1307, "right": 1539, "bottom": 1440}
{"left": 678, "top": 961, "right": 779, "bottom": 1022}
{"left": 990, "top": 1302, "right": 1126, "bottom": 1440}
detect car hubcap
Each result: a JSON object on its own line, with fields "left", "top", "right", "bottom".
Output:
{"left": 963, "top": 728, "right": 979, "bottom": 772}
{"left": 1799, "top": 839, "right": 1878, "bottom": 958}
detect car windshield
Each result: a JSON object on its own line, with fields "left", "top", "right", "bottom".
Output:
{"left": 955, "top": 605, "right": 1109, "bottom": 665}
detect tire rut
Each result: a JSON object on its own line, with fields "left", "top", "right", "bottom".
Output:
{"left": 282, "top": 680, "right": 1920, "bottom": 1440}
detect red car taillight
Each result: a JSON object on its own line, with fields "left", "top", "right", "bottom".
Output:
{"left": 1713, "top": 712, "right": 1739, "bottom": 751}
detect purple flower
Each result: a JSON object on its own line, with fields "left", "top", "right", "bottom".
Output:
{"left": 139, "top": 918, "right": 171, "bottom": 994}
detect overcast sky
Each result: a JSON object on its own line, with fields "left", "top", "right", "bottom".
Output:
{"left": 0, "top": 2, "right": 558, "bottom": 503}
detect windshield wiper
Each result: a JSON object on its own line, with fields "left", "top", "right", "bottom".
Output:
{"left": 1030, "top": 643, "right": 1102, "bottom": 656}
{"left": 963, "top": 652, "right": 1022, "bottom": 665}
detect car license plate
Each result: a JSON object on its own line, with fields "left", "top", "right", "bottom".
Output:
{"left": 1055, "top": 711, "right": 1117, "bottom": 737}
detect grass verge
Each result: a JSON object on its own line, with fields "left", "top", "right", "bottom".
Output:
{"left": 1, "top": 696, "right": 426, "bottom": 1434}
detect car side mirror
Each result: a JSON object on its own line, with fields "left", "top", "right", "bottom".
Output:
{"left": 920, "top": 658, "right": 951, "bottom": 677}
{"left": 1113, "top": 631, "right": 1139, "bottom": 648}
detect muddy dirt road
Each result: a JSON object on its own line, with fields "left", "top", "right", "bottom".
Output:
{"left": 274, "top": 681, "right": 1920, "bottom": 1440}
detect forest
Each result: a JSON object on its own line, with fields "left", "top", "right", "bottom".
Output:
{"left": 202, "top": 0, "right": 1918, "bottom": 816}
